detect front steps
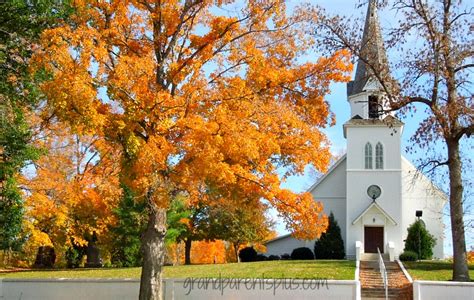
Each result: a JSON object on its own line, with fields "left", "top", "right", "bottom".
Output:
{"left": 361, "top": 253, "right": 389, "bottom": 261}
{"left": 360, "top": 260, "right": 412, "bottom": 300}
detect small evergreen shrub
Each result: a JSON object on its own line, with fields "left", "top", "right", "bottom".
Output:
{"left": 399, "top": 250, "right": 418, "bottom": 261}
{"left": 291, "top": 247, "right": 314, "bottom": 260}
{"left": 239, "top": 247, "right": 257, "bottom": 262}
{"left": 404, "top": 220, "right": 436, "bottom": 259}
{"left": 314, "top": 212, "right": 345, "bottom": 259}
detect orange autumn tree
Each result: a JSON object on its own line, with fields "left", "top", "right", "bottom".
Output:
{"left": 164, "top": 187, "right": 274, "bottom": 265}
{"left": 190, "top": 240, "right": 227, "bottom": 264}
{"left": 23, "top": 120, "right": 121, "bottom": 265}
{"left": 165, "top": 240, "right": 227, "bottom": 265}
{"left": 201, "top": 190, "right": 275, "bottom": 262}
{"left": 33, "top": 1, "right": 351, "bottom": 298}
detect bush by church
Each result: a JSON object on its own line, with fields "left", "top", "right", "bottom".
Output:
{"left": 399, "top": 250, "right": 418, "bottom": 261}
{"left": 239, "top": 246, "right": 257, "bottom": 262}
{"left": 290, "top": 247, "right": 314, "bottom": 260}
{"left": 314, "top": 212, "right": 345, "bottom": 259}
{"left": 404, "top": 220, "right": 436, "bottom": 260}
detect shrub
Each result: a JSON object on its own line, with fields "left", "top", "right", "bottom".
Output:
{"left": 65, "top": 243, "right": 86, "bottom": 268}
{"left": 399, "top": 250, "right": 418, "bottom": 261}
{"left": 256, "top": 254, "right": 267, "bottom": 261}
{"left": 280, "top": 253, "right": 290, "bottom": 260}
{"left": 404, "top": 220, "right": 436, "bottom": 259}
{"left": 268, "top": 255, "right": 280, "bottom": 261}
{"left": 239, "top": 247, "right": 257, "bottom": 262}
{"left": 110, "top": 184, "right": 147, "bottom": 267}
{"left": 33, "top": 246, "right": 56, "bottom": 268}
{"left": 291, "top": 247, "right": 314, "bottom": 260}
{"left": 102, "top": 261, "right": 113, "bottom": 268}
{"left": 314, "top": 212, "right": 345, "bottom": 259}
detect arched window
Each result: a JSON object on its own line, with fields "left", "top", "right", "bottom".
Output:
{"left": 376, "top": 142, "right": 384, "bottom": 169}
{"left": 365, "top": 142, "right": 373, "bottom": 169}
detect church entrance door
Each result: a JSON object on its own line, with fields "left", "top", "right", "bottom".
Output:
{"left": 364, "top": 226, "right": 384, "bottom": 253}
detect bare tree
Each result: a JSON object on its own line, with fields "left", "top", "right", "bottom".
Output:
{"left": 314, "top": 0, "right": 473, "bottom": 281}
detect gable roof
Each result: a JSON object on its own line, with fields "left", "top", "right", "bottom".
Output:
{"left": 266, "top": 157, "right": 347, "bottom": 244}
{"left": 343, "top": 115, "right": 404, "bottom": 138}
{"left": 401, "top": 156, "right": 448, "bottom": 202}
{"left": 264, "top": 233, "right": 292, "bottom": 245}
{"left": 352, "top": 201, "right": 397, "bottom": 225}
{"left": 307, "top": 154, "right": 346, "bottom": 193}
{"left": 344, "top": 114, "right": 404, "bottom": 127}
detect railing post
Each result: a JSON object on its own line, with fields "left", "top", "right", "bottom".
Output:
{"left": 377, "top": 247, "right": 388, "bottom": 300}
{"left": 388, "top": 242, "right": 395, "bottom": 262}
{"left": 355, "top": 241, "right": 362, "bottom": 262}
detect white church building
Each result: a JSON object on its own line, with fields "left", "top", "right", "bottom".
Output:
{"left": 265, "top": 1, "right": 446, "bottom": 260}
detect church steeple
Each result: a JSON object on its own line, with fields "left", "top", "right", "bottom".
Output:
{"left": 348, "top": 0, "right": 389, "bottom": 97}
{"left": 347, "top": 0, "right": 392, "bottom": 119}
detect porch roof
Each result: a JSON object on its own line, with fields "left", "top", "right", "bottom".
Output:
{"left": 352, "top": 201, "right": 397, "bottom": 225}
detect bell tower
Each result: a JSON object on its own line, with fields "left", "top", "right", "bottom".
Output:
{"left": 343, "top": 0, "right": 405, "bottom": 258}
{"left": 347, "top": 0, "right": 391, "bottom": 120}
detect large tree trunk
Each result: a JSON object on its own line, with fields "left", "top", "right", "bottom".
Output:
{"left": 184, "top": 238, "right": 192, "bottom": 265}
{"left": 139, "top": 204, "right": 167, "bottom": 300}
{"left": 447, "top": 139, "right": 470, "bottom": 281}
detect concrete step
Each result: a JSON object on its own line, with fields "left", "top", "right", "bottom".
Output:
{"left": 362, "top": 290, "right": 406, "bottom": 296}
{"left": 362, "top": 291, "right": 412, "bottom": 300}
{"left": 361, "top": 253, "right": 389, "bottom": 261}
{"left": 359, "top": 260, "right": 413, "bottom": 300}
{"left": 362, "top": 292, "right": 401, "bottom": 297}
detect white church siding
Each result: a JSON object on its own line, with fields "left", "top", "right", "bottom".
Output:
{"left": 346, "top": 169, "right": 403, "bottom": 256}
{"left": 345, "top": 122, "right": 404, "bottom": 258}
{"left": 264, "top": 235, "right": 315, "bottom": 257}
{"left": 264, "top": 159, "right": 348, "bottom": 258}
{"left": 264, "top": 145, "right": 446, "bottom": 260}
{"left": 310, "top": 157, "right": 348, "bottom": 251}
{"left": 265, "top": 150, "right": 446, "bottom": 260}
{"left": 401, "top": 157, "right": 446, "bottom": 259}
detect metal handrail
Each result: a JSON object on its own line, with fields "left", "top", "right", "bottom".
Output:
{"left": 377, "top": 247, "right": 388, "bottom": 300}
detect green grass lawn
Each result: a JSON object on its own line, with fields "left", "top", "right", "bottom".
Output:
{"left": 0, "top": 260, "right": 355, "bottom": 280}
{"left": 403, "top": 260, "right": 474, "bottom": 281}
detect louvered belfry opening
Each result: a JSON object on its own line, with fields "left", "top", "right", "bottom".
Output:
{"left": 368, "top": 95, "right": 379, "bottom": 118}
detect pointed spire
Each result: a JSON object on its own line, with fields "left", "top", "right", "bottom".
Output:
{"left": 347, "top": 0, "right": 390, "bottom": 97}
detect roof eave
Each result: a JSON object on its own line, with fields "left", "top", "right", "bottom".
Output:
{"left": 306, "top": 155, "right": 347, "bottom": 194}
{"left": 352, "top": 202, "right": 398, "bottom": 225}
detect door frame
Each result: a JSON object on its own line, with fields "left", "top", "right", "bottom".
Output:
{"left": 364, "top": 225, "right": 384, "bottom": 253}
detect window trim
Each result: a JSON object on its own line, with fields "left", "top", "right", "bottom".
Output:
{"left": 365, "top": 142, "right": 373, "bottom": 169}
{"left": 375, "top": 142, "right": 384, "bottom": 169}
